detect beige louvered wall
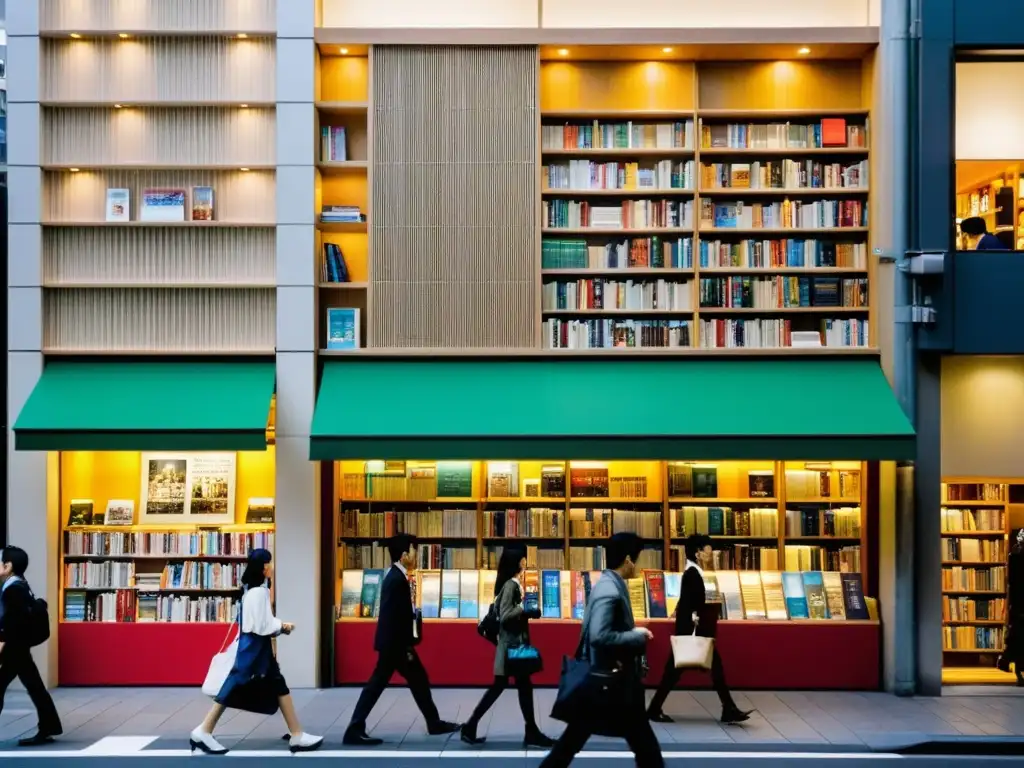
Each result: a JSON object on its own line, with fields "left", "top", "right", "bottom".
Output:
{"left": 41, "top": 38, "right": 276, "bottom": 104}
{"left": 42, "top": 108, "right": 276, "bottom": 167}
{"left": 43, "top": 288, "right": 276, "bottom": 352}
{"left": 370, "top": 46, "right": 538, "bottom": 348}
{"left": 39, "top": 0, "right": 277, "bottom": 34}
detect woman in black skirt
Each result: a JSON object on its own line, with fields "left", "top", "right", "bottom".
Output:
{"left": 190, "top": 549, "right": 323, "bottom": 754}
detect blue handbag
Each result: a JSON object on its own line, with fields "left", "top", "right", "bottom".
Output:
{"left": 506, "top": 644, "right": 543, "bottom": 676}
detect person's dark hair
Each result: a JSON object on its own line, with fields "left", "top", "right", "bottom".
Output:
{"left": 387, "top": 533, "right": 417, "bottom": 564}
{"left": 240, "top": 548, "right": 272, "bottom": 591}
{"left": 684, "top": 534, "right": 712, "bottom": 563}
{"left": 960, "top": 216, "right": 988, "bottom": 236}
{"left": 606, "top": 532, "right": 643, "bottom": 571}
{"left": 1, "top": 546, "right": 28, "bottom": 577}
{"left": 494, "top": 546, "right": 526, "bottom": 598}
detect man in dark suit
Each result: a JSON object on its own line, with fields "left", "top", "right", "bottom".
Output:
{"left": 541, "top": 533, "right": 663, "bottom": 768}
{"left": 648, "top": 534, "right": 752, "bottom": 724}
{"left": 0, "top": 546, "right": 62, "bottom": 746}
{"left": 342, "top": 534, "right": 458, "bottom": 746}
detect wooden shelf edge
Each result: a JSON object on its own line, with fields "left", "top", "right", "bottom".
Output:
{"left": 318, "top": 346, "right": 881, "bottom": 357}
{"left": 318, "top": 281, "right": 369, "bottom": 289}
{"left": 42, "top": 164, "right": 275, "bottom": 171}
{"left": 41, "top": 221, "right": 275, "bottom": 228}
{"left": 44, "top": 282, "right": 276, "bottom": 289}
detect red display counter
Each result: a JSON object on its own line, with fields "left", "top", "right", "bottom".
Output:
{"left": 335, "top": 618, "right": 880, "bottom": 690}
{"left": 59, "top": 623, "right": 233, "bottom": 686}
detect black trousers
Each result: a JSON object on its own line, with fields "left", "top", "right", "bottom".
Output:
{"left": 540, "top": 714, "right": 663, "bottom": 768}
{"left": 349, "top": 648, "right": 440, "bottom": 730}
{"left": 648, "top": 648, "right": 737, "bottom": 715}
{"left": 465, "top": 674, "right": 537, "bottom": 731}
{"left": 0, "top": 649, "right": 63, "bottom": 735}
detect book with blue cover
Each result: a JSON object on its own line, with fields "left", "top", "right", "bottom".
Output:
{"left": 359, "top": 569, "right": 383, "bottom": 618}
{"left": 541, "top": 570, "right": 561, "bottom": 618}
{"left": 459, "top": 570, "right": 479, "bottom": 619}
{"left": 326, "top": 307, "right": 360, "bottom": 350}
{"left": 781, "top": 571, "right": 809, "bottom": 619}
{"left": 440, "top": 570, "right": 460, "bottom": 618}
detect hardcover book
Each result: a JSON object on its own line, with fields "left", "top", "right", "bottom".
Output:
{"left": 440, "top": 570, "right": 460, "bottom": 618}
{"left": 191, "top": 186, "right": 214, "bottom": 220}
{"left": 105, "top": 188, "right": 130, "bottom": 222}
{"left": 67, "top": 499, "right": 95, "bottom": 526}
{"left": 436, "top": 461, "right": 473, "bottom": 498}
{"left": 822, "top": 571, "right": 847, "bottom": 619}
{"left": 668, "top": 463, "right": 693, "bottom": 497}
{"left": 738, "top": 571, "right": 767, "bottom": 620}
{"left": 692, "top": 466, "right": 719, "bottom": 498}
{"left": 140, "top": 188, "right": 186, "bottom": 222}
{"left": 702, "top": 572, "right": 721, "bottom": 606}
{"left": 627, "top": 577, "right": 647, "bottom": 619}
{"left": 104, "top": 500, "right": 135, "bottom": 526}
{"left": 759, "top": 571, "right": 788, "bottom": 620}
{"left": 245, "top": 497, "right": 275, "bottom": 524}
{"left": 359, "top": 569, "right": 384, "bottom": 618}
{"left": 541, "top": 465, "right": 567, "bottom": 498}
{"left": 664, "top": 571, "right": 682, "bottom": 617}
{"left": 559, "top": 570, "right": 572, "bottom": 619}
{"left": 802, "top": 571, "right": 828, "bottom": 619}
{"left": 570, "top": 571, "right": 587, "bottom": 619}
{"left": 477, "top": 570, "right": 497, "bottom": 615}
{"left": 420, "top": 570, "right": 442, "bottom": 618}
{"left": 326, "top": 308, "right": 360, "bottom": 350}
{"left": 714, "top": 570, "right": 744, "bottom": 619}
{"left": 541, "top": 570, "right": 562, "bottom": 618}
{"left": 840, "top": 572, "right": 869, "bottom": 619}
{"left": 748, "top": 471, "right": 775, "bottom": 498}
{"left": 523, "top": 569, "right": 540, "bottom": 613}
{"left": 644, "top": 569, "right": 668, "bottom": 618}
{"left": 782, "top": 571, "right": 809, "bottom": 618}
{"left": 340, "top": 570, "right": 363, "bottom": 617}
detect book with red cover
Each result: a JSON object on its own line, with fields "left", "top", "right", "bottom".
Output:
{"left": 644, "top": 569, "right": 668, "bottom": 618}
{"left": 821, "top": 118, "right": 848, "bottom": 147}
{"left": 571, "top": 571, "right": 587, "bottom": 619}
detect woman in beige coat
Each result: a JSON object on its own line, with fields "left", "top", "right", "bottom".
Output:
{"left": 460, "top": 547, "right": 553, "bottom": 748}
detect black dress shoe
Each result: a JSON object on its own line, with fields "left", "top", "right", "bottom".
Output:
{"left": 427, "top": 720, "right": 459, "bottom": 736}
{"left": 460, "top": 724, "right": 485, "bottom": 745}
{"left": 342, "top": 727, "right": 383, "bottom": 746}
{"left": 18, "top": 733, "right": 56, "bottom": 747}
{"left": 648, "top": 710, "right": 674, "bottom": 723}
{"left": 721, "top": 708, "right": 753, "bottom": 724}
{"left": 523, "top": 729, "right": 554, "bottom": 748}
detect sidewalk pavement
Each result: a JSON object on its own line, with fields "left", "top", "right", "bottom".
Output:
{"left": 2, "top": 685, "right": 1024, "bottom": 753}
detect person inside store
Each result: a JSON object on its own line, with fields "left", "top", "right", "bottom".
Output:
{"left": 190, "top": 548, "right": 323, "bottom": 755}
{"left": 959, "top": 216, "right": 1008, "bottom": 250}
{"left": 343, "top": 533, "right": 459, "bottom": 746}
{"left": 647, "top": 534, "right": 753, "bottom": 725}
{"left": 461, "top": 546, "right": 554, "bottom": 748}
{"left": 998, "top": 529, "right": 1024, "bottom": 685}
{"left": 0, "top": 546, "right": 63, "bottom": 747}
{"left": 541, "top": 532, "right": 664, "bottom": 768}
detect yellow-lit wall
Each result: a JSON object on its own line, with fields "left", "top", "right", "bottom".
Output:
{"left": 956, "top": 63, "right": 1024, "bottom": 160}
{"left": 60, "top": 449, "right": 276, "bottom": 525}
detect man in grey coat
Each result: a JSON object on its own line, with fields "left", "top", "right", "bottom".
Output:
{"left": 540, "top": 533, "right": 664, "bottom": 767}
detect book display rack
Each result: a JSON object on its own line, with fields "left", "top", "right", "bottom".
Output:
{"left": 331, "top": 459, "right": 880, "bottom": 689}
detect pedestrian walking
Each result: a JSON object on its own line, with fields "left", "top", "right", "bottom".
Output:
{"left": 461, "top": 546, "right": 553, "bottom": 747}
{"left": 0, "top": 546, "right": 63, "bottom": 747}
{"left": 190, "top": 548, "right": 323, "bottom": 754}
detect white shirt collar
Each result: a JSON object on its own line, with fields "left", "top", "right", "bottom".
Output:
{"left": 685, "top": 559, "right": 704, "bottom": 576}
{"left": 393, "top": 561, "right": 408, "bottom": 577}
{"left": 511, "top": 576, "right": 522, "bottom": 593}
{"left": 1, "top": 575, "right": 22, "bottom": 593}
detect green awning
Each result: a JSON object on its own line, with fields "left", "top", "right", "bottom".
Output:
{"left": 14, "top": 361, "right": 275, "bottom": 451}
{"left": 310, "top": 358, "right": 915, "bottom": 461}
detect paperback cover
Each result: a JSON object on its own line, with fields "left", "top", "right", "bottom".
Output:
{"left": 359, "top": 569, "right": 383, "bottom": 618}
{"left": 245, "top": 497, "right": 275, "bottom": 524}
{"left": 840, "top": 572, "right": 869, "bottom": 619}
{"left": 738, "top": 571, "right": 767, "bottom": 620}
{"left": 714, "top": 570, "right": 744, "bottom": 619}
{"left": 759, "top": 571, "right": 788, "bottom": 620}
{"left": 570, "top": 571, "right": 587, "bottom": 620}
{"left": 440, "top": 570, "right": 460, "bottom": 618}
{"left": 541, "top": 570, "right": 561, "bottom": 618}
{"left": 340, "top": 570, "right": 363, "bottom": 617}
{"left": 67, "top": 499, "right": 95, "bottom": 526}
{"left": 140, "top": 188, "right": 186, "bottom": 222}
{"left": 420, "top": 570, "right": 442, "bottom": 618}
{"left": 191, "top": 186, "right": 214, "bottom": 220}
{"left": 664, "top": 572, "right": 682, "bottom": 617}
{"left": 326, "top": 308, "right": 360, "bottom": 350}
{"left": 559, "top": 570, "right": 572, "bottom": 619}
{"left": 692, "top": 466, "right": 718, "bottom": 498}
{"left": 478, "top": 570, "right": 497, "bottom": 616}
{"left": 822, "top": 571, "right": 847, "bottom": 620}
{"left": 459, "top": 570, "right": 479, "bottom": 618}
{"left": 703, "top": 572, "right": 722, "bottom": 607}
{"left": 748, "top": 471, "right": 775, "bottom": 498}
{"left": 105, "top": 188, "right": 130, "bottom": 222}
{"left": 781, "top": 571, "right": 809, "bottom": 618}
{"left": 802, "top": 571, "right": 828, "bottom": 619}
{"left": 104, "top": 500, "right": 135, "bottom": 526}
{"left": 627, "top": 577, "right": 647, "bottom": 619}
{"left": 523, "top": 569, "right": 540, "bottom": 613}
{"left": 644, "top": 569, "right": 668, "bottom": 618}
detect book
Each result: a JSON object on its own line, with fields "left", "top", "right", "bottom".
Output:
{"left": 191, "top": 186, "right": 214, "bottom": 221}
{"left": 326, "top": 308, "right": 360, "bottom": 350}
{"left": 541, "top": 465, "right": 567, "bottom": 497}
{"left": 359, "top": 569, "right": 383, "bottom": 618}
{"left": 627, "top": 577, "right": 647, "bottom": 619}
{"left": 140, "top": 188, "right": 186, "bottom": 222}
{"left": 436, "top": 461, "right": 473, "bottom": 498}
{"left": 714, "top": 570, "right": 743, "bottom": 619}
{"left": 702, "top": 572, "right": 721, "bottom": 606}
{"left": 782, "top": 572, "right": 809, "bottom": 618}
{"left": 748, "top": 471, "right": 774, "bottom": 498}
{"left": 822, "top": 571, "right": 846, "bottom": 620}
{"left": 487, "top": 462, "right": 520, "bottom": 497}
{"left": 340, "top": 570, "right": 363, "bottom": 617}
{"left": 105, "top": 188, "right": 130, "bottom": 222}
{"left": 478, "top": 570, "right": 497, "bottom": 615}
{"left": 321, "top": 125, "right": 347, "bottom": 161}
{"left": 692, "top": 466, "right": 718, "bottom": 497}
{"left": 321, "top": 242, "right": 351, "bottom": 283}
{"left": 559, "top": 570, "right": 572, "bottom": 619}
{"left": 664, "top": 572, "right": 682, "bottom": 617}
{"left": 841, "top": 572, "right": 869, "bottom": 619}
{"left": 668, "top": 464, "right": 693, "bottom": 497}
{"left": 760, "top": 571, "right": 788, "bottom": 620}
{"left": 67, "top": 499, "right": 95, "bottom": 526}
{"left": 440, "top": 570, "right": 460, "bottom": 618}
{"left": 420, "top": 570, "right": 441, "bottom": 618}
{"left": 738, "top": 571, "right": 767, "bottom": 620}
{"left": 570, "top": 571, "right": 587, "bottom": 619}
{"left": 644, "top": 569, "right": 668, "bottom": 618}
{"left": 459, "top": 570, "right": 478, "bottom": 618}
{"left": 245, "top": 497, "right": 275, "bottom": 524}
{"left": 104, "top": 500, "right": 135, "bottom": 526}
{"left": 523, "top": 568, "right": 540, "bottom": 613}
{"left": 541, "top": 570, "right": 561, "bottom": 618}
{"left": 802, "top": 571, "right": 828, "bottom": 619}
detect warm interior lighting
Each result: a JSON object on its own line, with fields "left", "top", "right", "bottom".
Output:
{"left": 69, "top": 33, "right": 82, "bottom": 39}
{"left": 240, "top": 167, "right": 251, "bottom": 172}
{"left": 114, "top": 104, "right": 123, "bottom": 109}
{"left": 237, "top": 33, "right": 248, "bottom": 39}
{"left": 240, "top": 103, "right": 249, "bottom": 108}
{"left": 340, "top": 48, "right": 349, "bottom": 55}
{"left": 798, "top": 47, "right": 811, "bottom": 55}
{"left": 118, "top": 33, "right": 130, "bottom": 39}
{"left": 69, "top": 168, "right": 80, "bottom": 173}
{"left": 557, "top": 48, "right": 569, "bottom": 56}
{"left": 662, "top": 47, "right": 673, "bottom": 53}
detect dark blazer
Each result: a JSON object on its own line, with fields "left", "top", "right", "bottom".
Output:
{"left": 374, "top": 565, "right": 414, "bottom": 654}
{"left": 673, "top": 566, "right": 717, "bottom": 638}
{"left": 584, "top": 570, "right": 647, "bottom": 679}
{"left": 0, "top": 579, "right": 33, "bottom": 651}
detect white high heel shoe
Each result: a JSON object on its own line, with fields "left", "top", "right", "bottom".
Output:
{"left": 288, "top": 732, "right": 324, "bottom": 753}
{"left": 189, "top": 727, "right": 228, "bottom": 755}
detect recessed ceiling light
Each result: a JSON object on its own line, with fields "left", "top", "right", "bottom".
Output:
{"left": 557, "top": 48, "right": 569, "bottom": 56}
{"left": 237, "top": 33, "right": 248, "bottom": 39}
{"left": 69, "top": 33, "right": 82, "bottom": 39}
{"left": 69, "top": 168, "right": 80, "bottom": 173}
{"left": 798, "top": 47, "right": 811, "bottom": 55}
{"left": 340, "top": 48, "right": 349, "bottom": 55}
{"left": 662, "top": 47, "right": 673, "bottom": 53}
{"left": 114, "top": 103, "right": 123, "bottom": 109}
{"left": 240, "top": 167, "right": 251, "bottom": 172}
{"left": 240, "top": 103, "right": 249, "bottom": 108}
{"left": 118, "top": 33, "right": 130, "bottom": 39}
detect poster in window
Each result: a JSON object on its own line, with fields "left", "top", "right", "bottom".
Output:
{"left": 139, "top": 452, "right": 236, "bottom": 524}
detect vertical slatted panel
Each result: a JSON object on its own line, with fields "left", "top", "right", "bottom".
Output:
{"left": 371, "top": 46, "right": 538, "bottom": 348}
{"left": 41, "top": 38, "right": 276, "bottom": 104}
{"left": 42, "top": 108, "right": 276, "bottom": 166}
{"left": 43, "top": 288, "right": 276, "bottom": 352}
{"left": 39, "top": 0, "right": 277, "bottom": 33}
{"left": 43, "top": 227, "right": 276, "bottom": 285}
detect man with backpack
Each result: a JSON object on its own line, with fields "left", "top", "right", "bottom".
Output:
{"left": 0, "top": 546, "right": 62, "bottom": 746}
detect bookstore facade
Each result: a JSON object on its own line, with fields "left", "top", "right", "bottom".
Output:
{"left": 6, "top": 0, "right": 940, "bottom": 693}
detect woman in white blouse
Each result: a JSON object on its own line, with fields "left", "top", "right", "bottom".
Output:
{"left": 191, "top": 549, "right": 323, "bottom": 754}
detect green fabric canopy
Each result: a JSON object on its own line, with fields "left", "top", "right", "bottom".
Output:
{"left": 310, "top": 357, "right": 915, "bottom": 461}
{"left": 14, "top": 361, "right": 275, "bottom": 451}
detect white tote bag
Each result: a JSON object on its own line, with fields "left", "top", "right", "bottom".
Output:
{"left": 670, "top": 630, "right": 714, "bottom": 670}
{"left": 202, "top": 623, "right": 240, "bottom": 698}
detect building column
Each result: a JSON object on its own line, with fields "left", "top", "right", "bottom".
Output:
{"left": 6, "top": 0, "right": 59, "bottom": 685}
{"left": 274, "top": 0, "right": 320, "bottom": 688}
